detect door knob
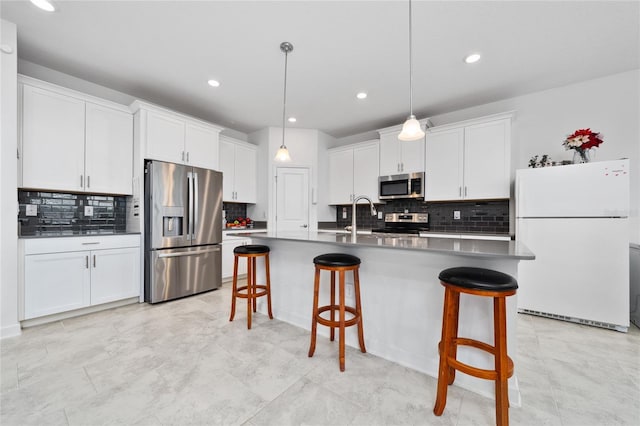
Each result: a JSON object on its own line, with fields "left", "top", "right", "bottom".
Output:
{"left": 301, "top": 224, "right": 308, "bottom": 228}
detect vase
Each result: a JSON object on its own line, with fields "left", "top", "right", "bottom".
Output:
{"left": 573, "top": 148, "right": 593, "bottom": 164}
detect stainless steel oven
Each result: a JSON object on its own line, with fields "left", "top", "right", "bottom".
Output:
{"left": 378, "top": 172, "right": 425, "bottom": 200}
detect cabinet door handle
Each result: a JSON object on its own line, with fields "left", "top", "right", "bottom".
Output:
{"left": 459, "top": 186, "right": 462, "bottom": 197}
{"left": 93, "top": 255, "right": 96, "bottom": 268}
{"left": 85, "top": 255, "right": 89, "bottom": 269}
{"left": 401, "top": 163, "right": 404, "bottom": 172}
{"left": 464, "top": 186, "right": 468, "bottom": 197}
{"left": 182, "top": 151, "right": 185, "bottom": 162}
{"left": 186, "top": 152, "right": 190, "bottom": 163}
{"left": 87, "top": 176, "right": 90, "bottom": 188}
{"left": 80, "top": 175, "right": 84, "bottom": 188}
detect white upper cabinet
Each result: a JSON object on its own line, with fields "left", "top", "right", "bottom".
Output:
{"left": 425, "top": 113, "right": 513, "bottom": 201}
{"left": 85, "top": 103, "right": 134, "bottom": 195}
{"left": 219, "top": 136, "right": 257, "bottom": 203}
{"left": 328, "top": 140, "right": 380, "bottom": 205}
{"left": 378, "top": 130, "right": 425, "bottom": 175}
{"left": 132, "top": 101, "right": 222, "bottom": 171}
{"left": 20, "top": 77, "right": 134, "bottom": 195}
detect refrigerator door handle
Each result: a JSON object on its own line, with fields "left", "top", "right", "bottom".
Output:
{"left": 187, "top": 171, "right": 194, "bottom": 241}
{"left": 157, "top": 246, "right": 221, "bottom": 258}
{"left": 193, "top": 171, "right": 199, "bottom": 240}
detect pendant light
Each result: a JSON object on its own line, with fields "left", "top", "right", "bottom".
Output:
{"left": 398, "top": 0, "right": 425, "bottom": 141}
{"left": 274, "top": 42, "right": 293, "bottom": 162}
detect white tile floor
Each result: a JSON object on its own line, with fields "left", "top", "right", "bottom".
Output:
{"left": 1, "top": 280, "right": 639, "bottom": 426}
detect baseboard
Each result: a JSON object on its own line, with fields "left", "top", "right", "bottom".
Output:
{"left": 1, "top": 323, "right": 22, "bottom": 339}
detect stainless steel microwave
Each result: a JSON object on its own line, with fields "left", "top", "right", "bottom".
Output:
{"left": 378, "top": 172, "right": 425, "bottom": 200}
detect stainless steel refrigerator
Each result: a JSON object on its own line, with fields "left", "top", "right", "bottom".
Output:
{"left": 144, "top": 160, "right": 222, "bottom": 303}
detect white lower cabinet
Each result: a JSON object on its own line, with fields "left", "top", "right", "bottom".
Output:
{"left": 222, "top": 236, "right": 251, "bottom": 280}
{"left": 22, "top": 235, "right": 141, "bottom": 320}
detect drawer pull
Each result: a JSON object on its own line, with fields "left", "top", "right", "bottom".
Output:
{"left": 81, "top": 242, "right": 100, "bottom": 245}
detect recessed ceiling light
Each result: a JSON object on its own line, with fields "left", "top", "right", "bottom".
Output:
{"left": 30, "top": 0, "right": 55, "bottom": 12}
{"left": 288, "top": 117, "right": 297, "bottom": 123}
{"left": 356, "top": 92, "right": 368, "bottom": 99}
{"left": 464, "top": 53, "right": 481, "bottom": 64}
{"left": 207, "top": 79, "right": 220, "bottom": 87}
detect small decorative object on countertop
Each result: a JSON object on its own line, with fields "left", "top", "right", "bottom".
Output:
{"left": 528, "top": 154, "right": 553, "bottom": 168}
{"left": 563, "top": 128, "right": 603, "bottom": 164}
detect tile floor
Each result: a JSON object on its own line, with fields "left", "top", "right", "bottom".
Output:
{"left": 1, "top": 280, "right": 639, "bottom": 426}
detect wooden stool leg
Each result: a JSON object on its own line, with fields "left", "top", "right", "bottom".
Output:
{"left": 246, "top": 256, "right": 253, "bottom": 329}
{"left": 265, "top": 253, "right": 273, "bottom": 319}
{"left": 494, "top": 296, "right": 510, "bottom": 426}
{"left": 308, "top": 266, "right": 321, "bottom": 357}
{"left": 251, "top": 257, "right": 257, "bottom": 313}
{"left": 229, "top": 255, "right": 239, "bottom": 322}
{"left": 434, "top": 287, "right": 457, "bottom": 416}
{"left": 330, "top": 271, "right": 336, "bottom": 342}
{"left": 338, "top": 270, "right": 346, "bottom": 372}
{"left": 447, "top": 291, "right": 460, "bottom": 385}
{"left": 353, "top": 267, "right": 366, "bottom": 353}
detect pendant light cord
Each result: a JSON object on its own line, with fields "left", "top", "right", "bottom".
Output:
{"left": 281, "top": 49, "right": 288, "bottom": 148}
{"left": 408, "top": 0, "right": 414, "bottom": 116}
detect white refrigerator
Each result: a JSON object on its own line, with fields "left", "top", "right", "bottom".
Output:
{"left": 515, "top": 159, "right": 630, "bottom": 332}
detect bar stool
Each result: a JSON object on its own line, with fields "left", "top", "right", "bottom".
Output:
{"left": 229, "top": 245, "right": 273, "bottom": 329}
{"left": 308, "top": 253, "right": 366, "bottom": 372}
{"left": 433, "top": 267, "right": 518, "bottom": 426}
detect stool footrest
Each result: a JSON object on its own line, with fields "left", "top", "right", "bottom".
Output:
{"left": 440, "top": 337, "right": 514, "bottom": 380}
{"left": 233, "top": 285, "right": 269, "bottom": 299}
{"left": 316, "top": 305, "right": 360, "bottom": 328}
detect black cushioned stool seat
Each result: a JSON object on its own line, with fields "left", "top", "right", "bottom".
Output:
{"left": 313, "top": 253, "right": 361, "bottom": 267}
{"left": 308, "top": 253, "right": 365, "bottom": 372}
{"left": 229, "top": 244, "right": 273, "bottom": 329}
{"left": 234, "top": 244, "right": 270, "bottom": 255}
{"left": 434, "top": 267, "right": 518, "bottom": 426}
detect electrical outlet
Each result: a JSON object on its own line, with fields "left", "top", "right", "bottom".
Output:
{"left": 342, "top": 207, "right": 347, "bottom": 219}
{"left": 84, "top": 206, "right": 94, "bottom": 217}
{"left": 453, "top": 210, "right": 461, "bottom": 220}
{"left": 377, "top": 211, "right": 383, "bottom": 220}
{"left": 26, "top": 204, "right": 38, "bottom": 216}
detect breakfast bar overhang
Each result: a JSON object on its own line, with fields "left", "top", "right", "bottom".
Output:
{"left": 236, "top": 231, "right": 535, "bottom": 405}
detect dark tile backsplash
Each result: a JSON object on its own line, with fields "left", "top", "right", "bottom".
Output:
{"left": 335, "top": 199, "right": 509, "bottom": 234}
{"left": 223, "top": 203, "right": 247, "bottom": 223}
{"left": 18, "top": 190, "right": 127, "bottom": 236}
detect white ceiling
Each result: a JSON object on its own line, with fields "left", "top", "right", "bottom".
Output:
{"left": 2, "top": 1, "right": 639, "bottom": 138}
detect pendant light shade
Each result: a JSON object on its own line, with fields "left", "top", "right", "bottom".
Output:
{"left": 398, "top": 0, "right": 425, "bottom": 142}
{"left": 274, "top": 42, "right": 293, "bottom": 162}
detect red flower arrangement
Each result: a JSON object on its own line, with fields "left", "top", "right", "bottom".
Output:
{"left": 563, "top": 128, "right": 603, "bottom": 162}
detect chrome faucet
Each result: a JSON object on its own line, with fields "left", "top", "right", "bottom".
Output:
{"left": 351, "top": 195, "right": 377, "bottom": 238}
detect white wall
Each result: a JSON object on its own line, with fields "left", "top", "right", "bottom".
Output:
{"left": 428, "top": 70, "right": 640, "bottom": 243}
{"left": 1, "top": 20, "right": 21, "bottom": 338}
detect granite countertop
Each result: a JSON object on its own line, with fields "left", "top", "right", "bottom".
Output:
{"left": 232, "top": 230, "right": 535, "bottom": 260}
{"left": 19, "top": 230, "right": 141, "bottom": 239}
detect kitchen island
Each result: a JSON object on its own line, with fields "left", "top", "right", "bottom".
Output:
{"left": 234, "top": 230, "right": 534, "bottom": 404}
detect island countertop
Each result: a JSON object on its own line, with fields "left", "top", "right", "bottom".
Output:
{"left": 231, "top": 230, "right": 534, "bottom": 260}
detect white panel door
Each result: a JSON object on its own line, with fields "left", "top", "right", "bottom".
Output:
{"left": 24, "top": 251, "right": 91, "bottom": 319}
{"left": 425, "top": 128, "right": 463, "bottom": 201}
{"left": 399, "top": 138, "right": 425, "bottom": 174}
{"left": 185, "top": 122, "right": 219, "bottom": 170}
{"left": 353, "top": 142, "right": 380, "bottom": 203}
{"left": 22, "top": 85, "right": 85, "bottom": 191}
{"left": 85, "top": 103, "right": 133, "bottom": 194}
{"left": 219, "top": 138, "right": 236, "bottom": 201}
{"left": 90, "top": 247, "right": 140, "bottom": 305}
{"left": 328, "top": 148, "right": 354, "bottom": 204}
{"left": 145, "top": 110, "right": 186, "bottom": 164}
{"left": 276, "top": 167, "right": 309, "bottom": 232}
{"left": 233, "top": 143, "right": 257, "bottom": 203}
{"left": 464, "top": 119, "right": 510, "bottom": 200}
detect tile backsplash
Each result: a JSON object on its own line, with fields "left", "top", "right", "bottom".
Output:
{"left": 18, "top": 190, "right": 127, "bottom": 236}
{"left": 335, "top": 199, "right": 509, "bottom": 233}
